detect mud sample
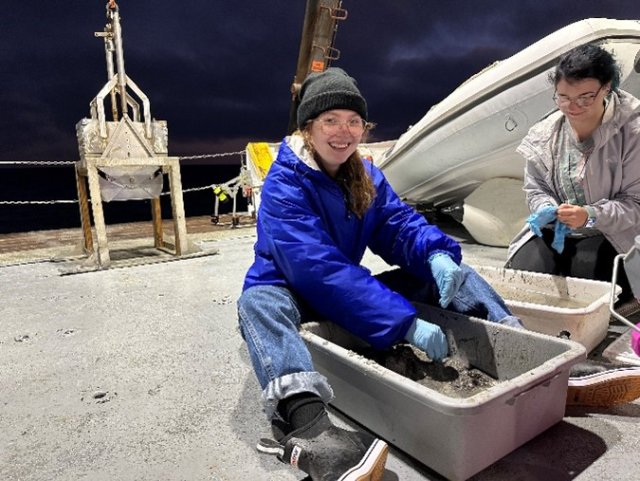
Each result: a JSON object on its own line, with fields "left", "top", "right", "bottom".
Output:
{"left": 357, "top": 344, "right": 498, "bottom": 398}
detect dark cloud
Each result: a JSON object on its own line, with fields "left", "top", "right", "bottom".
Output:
{"left": 3, "top": 1, "right": 640, "bottom": 160}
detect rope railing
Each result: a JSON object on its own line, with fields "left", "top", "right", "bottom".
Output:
{"left": 0, "top": 151, "right": 245, "bottom": 166}
{"left": 0, "top": 160, "right": 76, "bottom": 166}
{"left": 177, "top": 151, "right": 245, "bottom": 161}
{"left": 0, "top": 199, "right": 79, "bottom": 205}
{"left": 0, "top": 150, "right": 248, "bottom": 206}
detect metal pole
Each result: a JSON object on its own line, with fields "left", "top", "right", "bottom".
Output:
{"left": 95, "top": 8, "right": 119, "bottom": 120}
{"left": 288, "top": 0, "right": 319, "bottom": 134}
{"left": 104, "top": 22, "right": 119, "bottom": 121}
{"left": 111, "top": 7, "right": 128, "bottom": 118}
{"left": 287, "top": 0, "right": 346, "bottom": 133}
{"left": 609, "top": 253, "right": 640, "bottom": 332}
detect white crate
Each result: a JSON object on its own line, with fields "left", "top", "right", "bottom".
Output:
{"left": 301, "top": 305, "right": 585, "bottom": 481}
{"left": 473, "top": 265, "right": 620, "bottom": 353}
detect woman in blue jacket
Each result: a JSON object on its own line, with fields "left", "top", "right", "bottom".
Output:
{"left": 238, "top": 67, "right": 520, "bottom": 481}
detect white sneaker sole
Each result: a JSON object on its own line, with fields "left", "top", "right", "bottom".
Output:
{"left": 567, "top": 367, "right": 640, "bottom": 407}
{"left": 338, "top": 438, "right": 389, "bottom": 481}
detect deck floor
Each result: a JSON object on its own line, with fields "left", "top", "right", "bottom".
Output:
{"left": 0, "top": 214, "right": 255, "bottom": 255}
{"left": 0, "top": 217, "right": 638, "bottom": 481}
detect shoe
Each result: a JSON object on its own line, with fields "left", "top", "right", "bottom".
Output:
{"left": 257, "top": 411, "right": 388, "bottom": 481}
{"left": 613, "top": 298, "right": 640, "bottom": 318}
{"left": 568, "top": 361, "right": 607, "bottom": 378}
{"left": 567, "top": 364, "right": 640, "bottom": 407}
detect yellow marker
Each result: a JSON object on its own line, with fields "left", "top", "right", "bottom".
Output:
{"left": 213, "top": 186, "right": 229, "bottom": 203}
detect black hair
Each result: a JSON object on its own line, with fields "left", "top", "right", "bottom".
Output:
{"left": 550, "top": 43, "right": 621, "bottom": 90}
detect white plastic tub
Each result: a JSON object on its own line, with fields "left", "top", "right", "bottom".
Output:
{"left": 472, "top": 265, "right": 620, "bottom": 353}
{"left": 301, "top": 305, "right": 585, "bottom": 481}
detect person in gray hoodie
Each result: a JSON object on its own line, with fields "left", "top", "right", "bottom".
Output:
{"left": 507, "top": 44, "right": 640, "bottom": 407}
{"left": 507, "top": 43, "right": 640, "bottom": 304}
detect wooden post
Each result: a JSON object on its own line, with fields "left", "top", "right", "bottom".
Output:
{"left": 86, "top": 160, "right": 111, "bottom": 266}
{"left": 75, "top": 165, "right": 94, "bottom": 254}
{"left": 151, "top": 197, "right": 164, "bottom": 249}
{"left": 167, "top": 160, "right": 188, "bottom": 256}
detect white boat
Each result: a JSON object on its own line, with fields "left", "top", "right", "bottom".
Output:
{"left": 377, "top": 18, "right": 640, "bottom": 246}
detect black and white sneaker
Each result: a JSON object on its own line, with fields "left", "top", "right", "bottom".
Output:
{"left": 257, "top": 411, "right": 388, "bottom": 481}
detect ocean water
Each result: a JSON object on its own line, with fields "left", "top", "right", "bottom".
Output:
{"left": 0, "top": 164, "right": 247, "bottom": 234}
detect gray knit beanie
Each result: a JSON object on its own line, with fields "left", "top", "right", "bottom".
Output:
{"left": 297, "top": 67, "right": 368, "bottom": 129}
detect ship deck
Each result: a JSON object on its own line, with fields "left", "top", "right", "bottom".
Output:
{"left": 1, "top": 216, "right": 639, "bottom": 481}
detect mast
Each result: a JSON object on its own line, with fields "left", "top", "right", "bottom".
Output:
{"left": 287, "top": 0, "right": 347, "bottom": 133}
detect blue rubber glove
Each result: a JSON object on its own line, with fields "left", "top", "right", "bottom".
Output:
{"left": 552, "top": 221, "right": 572, "bottom": 254}
{"left": 527, "top": 205, "right": 557, "bottom": 237}
{"left": 429, "top": 253, "right": 463, "bottom": 308}
{"left": 404, "top": 318, "right": 448, "bottom": 361}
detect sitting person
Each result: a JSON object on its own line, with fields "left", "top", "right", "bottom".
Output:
{"left": 507, "top": 43, "right": 640, "bottom": 406}
{"left": 506, "top": 43, "right": 640, "bottom": 305}
{"left": 237, "top": 67, "right": 523, "bottom": 481}
{"left": 238, "top": 66, "right": 640, "bottom": 480}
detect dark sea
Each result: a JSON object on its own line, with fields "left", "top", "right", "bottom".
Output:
{"left": 0, "top": 164, "right": 247, "bottom": 234}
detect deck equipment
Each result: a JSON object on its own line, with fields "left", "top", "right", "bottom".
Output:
{"left": 75, "top": 1, "right": 189, "bottom": 267}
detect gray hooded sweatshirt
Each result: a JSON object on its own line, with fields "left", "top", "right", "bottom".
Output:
{"left": 507, "top": 90, "right": 640, "bottom": 260}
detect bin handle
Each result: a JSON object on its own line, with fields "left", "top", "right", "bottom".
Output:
{"left": 506, "top": 372, "right": 562, "bottom": 405}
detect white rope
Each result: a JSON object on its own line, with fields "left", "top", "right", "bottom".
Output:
{"left": 0, "top": 150, "right": 248, "bottom": 205}
{"left": 0, "top": 184, "right": 234, "bottom": 204}
{"left": 0, "top": 199, "right": 78, "bottom": 205}
{"left": 0, "top": 151, "right": 245, "bottom": 166}
{"left": 0, "top": 160, "right": 75, "bottom": 166}
{"left": 178, "top": 151, "right": 245, "bottom": 161}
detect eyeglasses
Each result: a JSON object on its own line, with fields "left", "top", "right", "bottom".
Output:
{"left": 313, "top": 117, "right": 368, "bottom": 135}
{"left": 552, "top": 85, "right": 605, "bottom": 108}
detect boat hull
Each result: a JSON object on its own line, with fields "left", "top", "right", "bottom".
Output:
{"left": 378, "top": 19, "right": 640, "bottom": 208}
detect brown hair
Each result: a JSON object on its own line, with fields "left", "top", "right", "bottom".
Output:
{"left": 301, "top": 127, "right": 377, "bottom": 218}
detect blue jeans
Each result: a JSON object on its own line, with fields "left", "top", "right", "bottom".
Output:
{"left": 376, "top": 264, "right": 521, "bottom": 326}
{"left": 237, "top": 263, "right": 519, "bottom": 420}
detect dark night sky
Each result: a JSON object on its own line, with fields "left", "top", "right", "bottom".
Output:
{"left": 3, "top": 1, "right": 640, "bottom": 162}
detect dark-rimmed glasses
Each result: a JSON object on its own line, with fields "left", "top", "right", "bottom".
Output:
{"left": 552, "top": 84, "right": 605, "bottom": 108}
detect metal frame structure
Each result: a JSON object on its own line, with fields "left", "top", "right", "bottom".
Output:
{"left": 75, "top": 2, "right": 189, "bottom": 267}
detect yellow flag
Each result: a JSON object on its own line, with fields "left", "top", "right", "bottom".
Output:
{"left": 247, "top": 143, "right": 275, "bottom": 181}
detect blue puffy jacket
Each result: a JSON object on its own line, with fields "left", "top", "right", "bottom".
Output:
{"left": 243, "top": 135, "right": 462, "bottom": 349}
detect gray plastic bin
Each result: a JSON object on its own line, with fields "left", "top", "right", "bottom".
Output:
{"left": 301, "top": 304, "right": 585, "bottom": 481}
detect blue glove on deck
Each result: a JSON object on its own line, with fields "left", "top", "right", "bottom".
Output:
{"left": 429, "top": 253, "right": 463, "bottom": 308}
{"left": 552, "top": 221, "right": 572, "bottom": 254}
{"left": 405, "top": 318, "right": 448, "bottom": 361}
{"left": 527, "top": 205, "right": 557, "bottom": 237}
